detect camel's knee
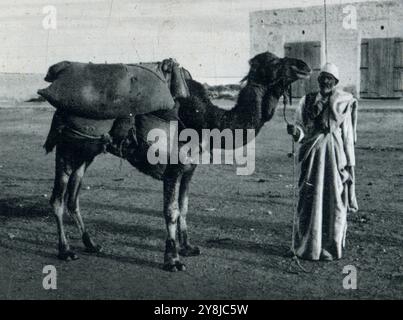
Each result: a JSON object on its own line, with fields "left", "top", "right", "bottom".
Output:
{"left": 73, "top": 167, "right": 85, "bottom": 179}
{"left": 50, "top": 194, "right": 64, "bottom": 215}
{"left": 165, "top": 206, "right": 180, "bottom": 225}
{"left": 50, "top": 175, "right": 69, "bottom": 205}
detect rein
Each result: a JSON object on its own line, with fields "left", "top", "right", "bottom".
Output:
{"left": 282, "top": 86, "right": 309, "bottom": 274}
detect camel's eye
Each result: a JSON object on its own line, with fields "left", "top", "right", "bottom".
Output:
{"left": 268, "top": 59, "right": 280, "bottom": 65}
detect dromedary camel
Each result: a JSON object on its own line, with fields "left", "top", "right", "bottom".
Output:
{"left": 45, "top": 51, "right": 311, "bottom": 271}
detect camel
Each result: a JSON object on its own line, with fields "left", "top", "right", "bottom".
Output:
{"left": 45, "top": 51, "right": 311, "bottom": 271}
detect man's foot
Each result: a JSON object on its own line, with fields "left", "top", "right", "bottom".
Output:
{"left": 320, "top": 249, "right": 334, "bottom": 261}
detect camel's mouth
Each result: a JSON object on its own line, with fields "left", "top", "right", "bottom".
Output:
{"left": 292, "top": 65, "right": 312, "bottom": 79}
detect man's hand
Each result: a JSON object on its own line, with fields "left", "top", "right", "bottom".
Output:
{"left": 287, "top": 124, "right": 301, "bottom": 142}
{"left": 287, "top": 124, "right": 297, "bottom": 136}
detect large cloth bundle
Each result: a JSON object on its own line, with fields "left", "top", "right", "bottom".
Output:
{"left": 38, "top": 60, "right": 187, "bottom": 119}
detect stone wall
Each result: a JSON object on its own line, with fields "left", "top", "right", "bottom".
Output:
{"left": 250, "top": 0, "right": 403, "bottom": 97}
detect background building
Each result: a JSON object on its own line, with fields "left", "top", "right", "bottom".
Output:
{"left": 250, "top": 0, "right": 403, "bottom": 98}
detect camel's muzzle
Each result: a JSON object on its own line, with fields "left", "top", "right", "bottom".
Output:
{"left": 291, "top": 65, "right": 312, "bottom": 80}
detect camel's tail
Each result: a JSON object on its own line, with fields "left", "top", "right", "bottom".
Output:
{"left": 44, "top": 112, "right": 64, "bottom": 153}
{"left": 37, "top": 88, "right": 50, "bottom": 101}
{"left": 38, "top": 61, "right": 72, "bottom": 108}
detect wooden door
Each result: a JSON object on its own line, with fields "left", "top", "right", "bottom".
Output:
{"left": 393, "top": 38, "right": 403, "bottom": 98}
{"left": 284, "top": 41, "right": 321, "bottom": 98}
{"left": 360, "top": 38, "right": 403, "bottom": 98}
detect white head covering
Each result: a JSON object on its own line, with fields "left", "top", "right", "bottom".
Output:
{"left": 320, "top": 62, "right": 339, "bottom": 82}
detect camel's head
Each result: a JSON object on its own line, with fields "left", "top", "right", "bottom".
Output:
{"left": 243, "top": 52, "right": 311, "bottom": 90}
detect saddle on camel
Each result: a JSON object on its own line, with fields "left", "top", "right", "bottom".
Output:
{"left": 39, "top": 58, "right": 191, "bottom": 156}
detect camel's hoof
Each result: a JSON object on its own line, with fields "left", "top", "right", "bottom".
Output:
{"left": 82, "top": 232, "right": 101, "bottom": 253}
{"left": 57, "top": 250, "right": 79, "bottom": 261}
{"left": 84, "top": 244, "right": 103, "bottom": 254}
{"left": 179, "top": 246, "right": 200, "bottom": 257}
{"left": 163, "top": 263, "right": 178, "bottom": 272}
{"left": 163, "top": 261, "right": 186, "bottom": 272}
{"left": 175, "top": 261, "right": 186, "bottom": 271}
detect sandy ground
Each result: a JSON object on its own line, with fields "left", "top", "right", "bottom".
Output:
{"left": 0, "top": 101, "right": 402, "bottom": 300}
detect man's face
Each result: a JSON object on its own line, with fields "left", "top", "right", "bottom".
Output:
{"left": 318, "top": 72, "right": 337, "bottom": 95}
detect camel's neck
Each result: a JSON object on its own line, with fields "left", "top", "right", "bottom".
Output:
{"left": 216, "top": 83, "right": 281, "bottom": 134}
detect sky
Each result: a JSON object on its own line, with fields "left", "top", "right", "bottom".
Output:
{"left": 0, "top": 0, "right": 386, "bottom": 84}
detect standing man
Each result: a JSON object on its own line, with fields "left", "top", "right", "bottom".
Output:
{"left": 287, "top": 63, "right": 358, "bottom": 261}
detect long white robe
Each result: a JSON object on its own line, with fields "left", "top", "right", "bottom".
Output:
{"left": 293, "top": 88, "right": 358, "bottom": 260}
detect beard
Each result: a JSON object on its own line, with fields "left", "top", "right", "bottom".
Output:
{"left": 319, "top": 84, "right": 333, "bottom": 95}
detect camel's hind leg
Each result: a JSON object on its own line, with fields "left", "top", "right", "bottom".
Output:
{"left": 51, "top": 147, "right": 77, "bottom": 260}
{"left": 177, "top": 165, "right": 200, "bottom": 257}
{"left": 162, "top": 164, "right": 186, "bottom": 272}
{"left": 66, "top": 157, "right": 102, "bottom": 254}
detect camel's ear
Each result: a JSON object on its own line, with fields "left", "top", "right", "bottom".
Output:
{"left": 264, "top": 51, "right": 280, "bottom": 62}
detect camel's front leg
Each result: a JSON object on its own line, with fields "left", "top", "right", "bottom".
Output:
{"left": 163, "top": 165, "right": 185, "bottom": 272}
{"left": 178, "top": 165, "right": 200, "bottom": 257}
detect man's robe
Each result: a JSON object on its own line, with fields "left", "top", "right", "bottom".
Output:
{"left": 293, "top": 88, "right": 358, "bottom": 260}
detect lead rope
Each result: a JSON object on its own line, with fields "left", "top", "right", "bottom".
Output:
{"left": 282, "top": 89, "right": 309, "bottom": 274}
{"left": 324, "top": 0, "right": 328, "bottom": 63}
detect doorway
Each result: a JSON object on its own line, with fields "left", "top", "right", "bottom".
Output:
{"left": 360, "top": 38, "right": 403, "bottom": 98}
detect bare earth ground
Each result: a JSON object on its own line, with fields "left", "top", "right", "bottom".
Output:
{"left": 0, "top": 101, "right": 402, "bottom": 300}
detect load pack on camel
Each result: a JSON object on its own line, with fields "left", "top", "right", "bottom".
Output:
{"left": 40, "top": 58, "right": 192, "bottom": 154}
{"left": 38, "top": 58, "right": 190, "bottom": 119}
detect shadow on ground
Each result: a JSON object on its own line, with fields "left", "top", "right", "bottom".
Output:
{"left": 0, "top": 196, "right": 50, "bottom": 218}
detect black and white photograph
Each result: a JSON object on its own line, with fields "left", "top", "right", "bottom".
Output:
{"left": 0, "top": 0, "right": 402, "bottom": 303}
